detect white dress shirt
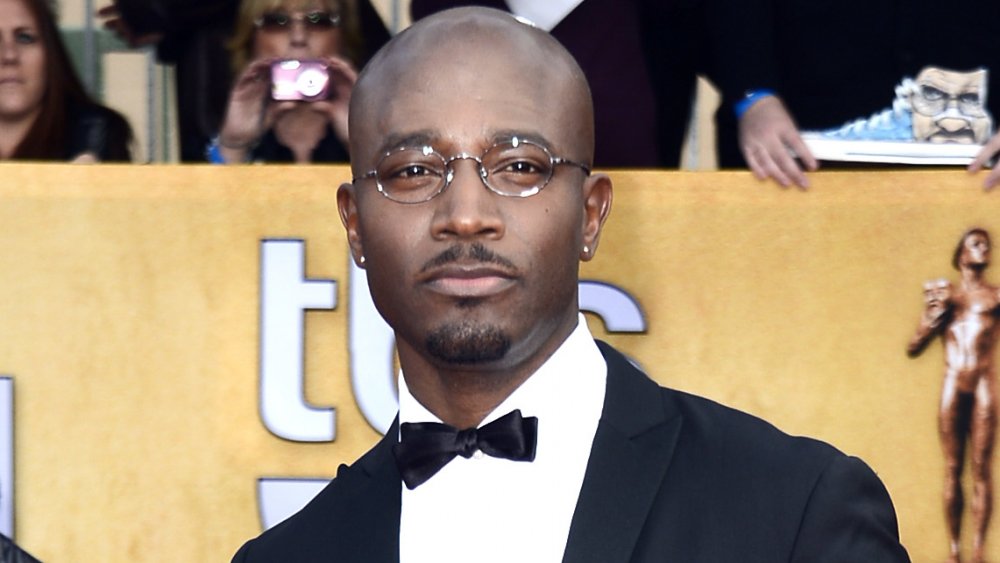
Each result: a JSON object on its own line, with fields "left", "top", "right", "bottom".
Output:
{"left": 399, "top": 315, "right": 607, "bottom": 563}
{"left": 505, "top": 0, "right": 584, "bottom": 31}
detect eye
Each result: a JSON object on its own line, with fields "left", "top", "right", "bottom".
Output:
{"left": 392, "top": 164, "right": 438, "bottom": 179}
{"left": 304, "top": 11, "right": 335, "bottom": 26}
{"left": 959, "top": 93, "right": 980, "bottom": 105}
{"left": 378, "top": 160, "right": 443, "bottom": 200}
{"left": 257, "top": 12, "right": 290, "bottom": 29}
{"left": 14, "top": 29, "right": 38, "bottom": 44}
{"left": 921, "top": 85, "right": 944, "bottom": 101}
{"left": 501, "top": 160, "right": 544, "bottom": 175}
{"left": 377, "top": 152, "right": 446, "bottom": 190}
{"left": 488, "top": 156, "right": 551, "bottom": 192}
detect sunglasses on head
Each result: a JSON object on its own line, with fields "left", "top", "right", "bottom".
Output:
{"left": 254, "top": 11, "right": 341, "bottom": 32}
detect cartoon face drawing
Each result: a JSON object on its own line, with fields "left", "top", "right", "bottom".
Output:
{"left": 910, "top": 67, "right": 993, "bottom": 144}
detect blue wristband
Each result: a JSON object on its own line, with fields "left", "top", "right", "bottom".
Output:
{"left": 734, "top": 89, "right": 776, "bottom": 119}
{"left": 206, "top": 136, "right": 256, "bottom": 164}
{"left": 206, "top": 137, "right": 226, "bottom": 164}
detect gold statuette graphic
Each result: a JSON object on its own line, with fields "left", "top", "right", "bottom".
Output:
{"left": 908, "top": 228, "right": 1000, "bottom": 563}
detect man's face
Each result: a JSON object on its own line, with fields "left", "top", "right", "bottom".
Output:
{"left": 962, "top": 232, "right": 991, "bottom": 267}
{"left": 910, "top": 67, "right": 992, "bottom": 144}
{"left": 340, "top": 37, "right": 607, "bottom": 372}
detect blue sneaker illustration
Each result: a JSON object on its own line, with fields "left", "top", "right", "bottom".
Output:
{"left": 800, "top": 67, "right": 993, "bottom": 164}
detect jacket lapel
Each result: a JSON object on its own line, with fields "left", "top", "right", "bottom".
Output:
{"left": 338, "top": 419, "right": 402, "bottom": 561}
{"left": 561, "top": 341, "right": 683, "bottom": 563}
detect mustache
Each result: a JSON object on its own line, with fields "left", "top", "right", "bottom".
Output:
{"left": 420, "top": 243, "right": 517, "bottom": 273}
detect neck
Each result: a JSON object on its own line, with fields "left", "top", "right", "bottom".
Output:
{"left": 961, "top": 264, "right": 987, "bottom": 288}
{"left": 399, "top": 316, "right": 579, "bottom": 429}
{"left": 403, "top": 365, "right": 535, "bottom": 429}
{"left": 0, "top": 110, "right": 39, "bottom": 159}
{"left": 273, "top": 106, "right": 327, "bottom": 163}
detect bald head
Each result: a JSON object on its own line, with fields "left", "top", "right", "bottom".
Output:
{"left": 348, "top": 7, "right": 595, "bottom": 174}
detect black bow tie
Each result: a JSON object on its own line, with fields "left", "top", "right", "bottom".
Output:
{"left": 393, "top": 409, "right": 538, "bottom": 489}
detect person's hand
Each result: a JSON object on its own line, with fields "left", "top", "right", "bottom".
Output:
{"left": 95, "top": 5, "right": 164, "bottom": 48}
{"left": 968, "top": 130, "right": 1000, "bottom": 191}
{"left": 217, "top": 57, "right": 357, "bottom": 162}
{"left": 69, "top": 152, "right": 98, "bottom": 164}
{"left": 306, "top": 56, "right": 358, "bottom": 146}
{"left": 216, "top": 59, "right": 276, "bottom": 162}
{"left": 738, "top": 96, "right": 818, "bottom": 190}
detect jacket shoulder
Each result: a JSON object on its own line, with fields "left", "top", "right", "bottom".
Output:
{"left": 596, "top": 340, "right": 906, "bottom": 558}
{"left": 231, "top": 435, "right": 401, "bottom": 562}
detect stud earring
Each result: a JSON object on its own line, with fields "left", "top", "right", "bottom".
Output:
{"left": 359, "top": 255, "right": 366, "bottom": 265}
{"left": 582, "top": 245, "right": 590, "bottom": 254}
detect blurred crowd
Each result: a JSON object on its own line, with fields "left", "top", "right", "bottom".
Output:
{"left": 1, "top": 0, "right": 999, "bottom": 187}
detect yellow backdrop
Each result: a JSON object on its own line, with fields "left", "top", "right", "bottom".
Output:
{"left": 0, "top": 164, "right": 995, "bottom": 561}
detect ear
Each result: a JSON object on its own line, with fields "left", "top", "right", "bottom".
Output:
{"left": 579, "top": 173, "right": 613, "bottom": 262}
{"left": 337, "top": 182, "right": 366, "bottom": 268}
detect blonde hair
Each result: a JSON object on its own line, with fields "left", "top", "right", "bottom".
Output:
{"left": 228, "top": 0, "right": 362, "bottom": 75}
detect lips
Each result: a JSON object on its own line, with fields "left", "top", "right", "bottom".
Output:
{"left": 421, "top": 264, "right": 517, "bottom": 299}
{"left": 930, "top": 128, "right": 976, "bottom": 144}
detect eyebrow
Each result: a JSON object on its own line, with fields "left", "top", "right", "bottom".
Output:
{"left": 375, "top": 131, "right": 436, "bottom": 156}
{"left": 374, "top": 129, "right": 560, "bottom": 156}
{"left": 491, "top": 130, "right": 558, "bottom": 151}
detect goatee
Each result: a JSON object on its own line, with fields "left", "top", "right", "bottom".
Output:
{"left": 425, "top": 321, "right": 511, "bottom": 364}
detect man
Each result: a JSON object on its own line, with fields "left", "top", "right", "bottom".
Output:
{"left": 232, "top": 8, "right": 910, "bottom": 561}
{"left": 908, "top": 229, "right": 999, "bottom": 563}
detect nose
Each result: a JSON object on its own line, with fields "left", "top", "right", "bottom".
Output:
{"left": 430, "top": 159, "right": 505, "bottom": 241}
{"left": 0, "top": 38, "right": 18, "bottom": 64}
{"left": 937, "top": 116, "right": 971, "bottom": 133}
{"left": 288, "top": 19, "right": 308, "bottom": 47}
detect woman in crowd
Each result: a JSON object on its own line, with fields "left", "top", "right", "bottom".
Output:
{"left": 0, "top": 0, "right": 133, "bottom": 161}
{"left": 211, "top": 0, "right": 363, "bottom": 163}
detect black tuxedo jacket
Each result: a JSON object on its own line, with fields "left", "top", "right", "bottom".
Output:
{"left": 233, "top": 341, "right": 910, "bottom": 562}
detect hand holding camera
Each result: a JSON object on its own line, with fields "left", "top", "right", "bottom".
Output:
{"left": 217, "top": 56, "right": 357, "bottom": 161}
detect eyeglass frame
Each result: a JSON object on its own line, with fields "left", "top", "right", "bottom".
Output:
{"left": 912, "top": 83, "right": 988, "bottom": 117}
{"left": 254, "top": 11, "right": 342, "bottom": 32}
{"left": 353, "top": 137, "right": 592, "bottom": 204}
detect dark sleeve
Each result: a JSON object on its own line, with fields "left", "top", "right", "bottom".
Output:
{"left": 114, "top": 0, "right": 240, "bottom": 36}
{"left": 699, "top": 0, "right": 782, "bottom": 167}
{"left": 68, "top": 105, "right": 134, "bottom": 162}
{"left": 791, "top": 455, "right": 911, "bottom": 562}
{"left": 638, "top": 0, "right": 701, "bottom": 167}
{"left": 700, "top": 0, "right": 778, "bottom": 106}
{"left": 356, "top": 0, "right": 391, "bottom": 65}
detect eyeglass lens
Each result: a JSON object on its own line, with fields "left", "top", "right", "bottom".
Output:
{"left": 257, "top": 11, "right": 338, "bottom": 32}
{"left": 913, "top": 85, "right": 986, "bottom": 117}
{"left": 375, "top": 141, "right": 556, "bottom": 203}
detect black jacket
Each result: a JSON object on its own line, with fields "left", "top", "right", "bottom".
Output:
{"left": 232, "top": 341, "right": 909, "bottom": 562}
